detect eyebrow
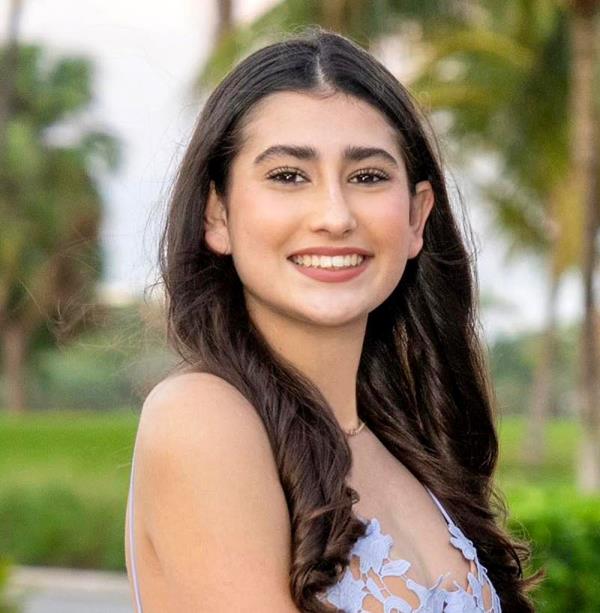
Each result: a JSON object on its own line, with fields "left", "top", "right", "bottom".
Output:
{"left": 253, "top": 144, "right": 399, "bottom": 168}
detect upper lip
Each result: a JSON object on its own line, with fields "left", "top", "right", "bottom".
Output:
{"left": 288, "top": 246, "right": 373, "bottom": 257}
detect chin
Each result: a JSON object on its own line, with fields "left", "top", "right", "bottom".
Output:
{"left": 297, "top": 307, "right": 368, "bottom": 327}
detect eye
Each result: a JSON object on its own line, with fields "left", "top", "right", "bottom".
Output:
{"left": 266, "top": 167, "right": 308, "bottom": 185}
{"left": 349, "top": 168, "right": 390, "bottom": 184}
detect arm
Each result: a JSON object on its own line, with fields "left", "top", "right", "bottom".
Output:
{"left": 135, "top": 372, "right": 301, "bottom": 612}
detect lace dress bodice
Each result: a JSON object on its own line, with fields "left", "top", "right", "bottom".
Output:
{"left": 318, "top": 487, "right": 502, "bottom": 612}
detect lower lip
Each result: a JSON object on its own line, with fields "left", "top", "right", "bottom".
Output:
{"left": 288, "top": 257, "right": 372, "bottom": 282}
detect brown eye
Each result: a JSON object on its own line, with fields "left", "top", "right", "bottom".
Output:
{"left": 267, "top": 167, "right": 307, "bottom": 184}
{"left": 349, "top": 169, "right": 389, "bottom": 184}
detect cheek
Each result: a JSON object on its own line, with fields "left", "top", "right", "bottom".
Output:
{"left": 228, "top": 185, "right": 298, "bottom": 261}
{"left": 368, "top": 194, "right": 410, "bottom": 251}
{"left": 366, "top": 194, "right": 412, "bottom": 297}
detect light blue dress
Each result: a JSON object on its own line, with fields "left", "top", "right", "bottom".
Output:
{"left": 127, "top": 446, "right": 502, "bottom": 612}
{"left": 317, "top": 492, "right": 502, "bottom": 612}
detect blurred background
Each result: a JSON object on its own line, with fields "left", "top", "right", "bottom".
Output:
{"left": 1, "top": 0, "right": 599, "bottom": 611}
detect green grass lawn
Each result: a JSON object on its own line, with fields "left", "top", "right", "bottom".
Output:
{"left": 0, "top": 410, "right": 588, "bottom": 523}
{"left": 0, "top": 411, "right": 582, "bottom": 489}
{"left": 497, "top": 416, "right": 581, "bottom": 486}
{"left": 0, "top": 410, "right": 140, "bottom": 503}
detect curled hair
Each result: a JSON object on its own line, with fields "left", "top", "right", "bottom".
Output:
{"left": 159, "top": 27, "right": 544, "bottom": 612}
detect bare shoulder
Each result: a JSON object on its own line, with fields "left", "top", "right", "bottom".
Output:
{"left": 136, "top": 372, "right": 274, "bottom": 496}
{"left": 138, "top": 371, "right": 265, "bottom": 447}
{"left": 134, "top": 371, "right": 299, "bottom": 612}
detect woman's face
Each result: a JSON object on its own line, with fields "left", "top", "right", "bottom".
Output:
{"left": 204, "top": 90, "right": 435, "bottom": 329}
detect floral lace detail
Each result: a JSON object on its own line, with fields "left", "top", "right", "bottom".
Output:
{"left": 319, "top": 491, "right": 502, "bottom": 613}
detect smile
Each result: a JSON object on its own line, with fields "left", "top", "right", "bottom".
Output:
{"left": 289, "top": 254, "right": 365, "bottom": 269}
{"left": 287, "top": 254, "right": 372, "bottom": 283}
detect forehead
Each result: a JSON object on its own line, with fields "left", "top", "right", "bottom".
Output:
{"left": 237, "top": 90, "right": 403, "bottom": 160}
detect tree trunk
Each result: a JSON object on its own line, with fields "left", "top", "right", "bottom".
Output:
{"left": 522, "top": 268, "right": 560, "bottom": 466}
{"left": 569, "top": 3, "right": 600, "bottom": 492}
{"left": 323, "top": 0, "right": 348, "bottom": 32}
{"left": 215, "top": 0, "right": 233, "bottom": 43}
{"left": 2, "top": 321, "right": 28, "bottom": 413}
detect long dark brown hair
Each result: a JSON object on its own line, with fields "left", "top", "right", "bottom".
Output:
{"left": 158, "top": 27, "right": 543, "bottom": 612}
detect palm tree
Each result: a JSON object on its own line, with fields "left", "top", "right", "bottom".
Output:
{"left": 197, "top": 0, "right": 471, "bottom": 91}
{"left": 409, "top": 1, "right": 576, "bottom": 465}
{"left": 395, "top": 1, "right": 600, "bottom": 486}
{"left": 0, "top": 43, "right": 120, "bottom": 412}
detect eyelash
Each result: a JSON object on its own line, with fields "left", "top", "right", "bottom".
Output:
{"left": 265, "top": 166, "right": 390, "bottom": 185}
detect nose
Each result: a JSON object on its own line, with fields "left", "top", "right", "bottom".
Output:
{"left": 308, "top": 180, "right": 358, "bottom": 236}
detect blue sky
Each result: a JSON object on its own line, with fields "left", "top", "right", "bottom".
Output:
{"left": 0, "top": 0, "right": 584, "bottom": 341}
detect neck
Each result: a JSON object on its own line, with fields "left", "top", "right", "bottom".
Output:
{"left": 246, "top": 296, "right": 366, "bottom": 432}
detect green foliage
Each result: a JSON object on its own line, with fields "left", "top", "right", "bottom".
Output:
{"left": 411, "top": 1, "right": 582, "bottom": 274}
{"left": 508, "top": 488, "right": 600, "bottom": 612}
{"left": 26, "top": 304, "right": 175, "bottom": 410}
{"left": 195, "top": 0, "right": 471, "bottom": 91}
{"left": 0, "top": 41, "right": 121, "bottom": 409}
{"left": 0, "top": 482, "right": 125, "bottom": 571}
{"left": 497, "top": 416, "right": 599, "bottom": 609}
{"left": 489, "top": 322, "right": 577, "bottom": 417}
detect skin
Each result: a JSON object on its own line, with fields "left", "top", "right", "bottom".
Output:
{"left": 205, "top": 89, "right": 435, "bottom": 432}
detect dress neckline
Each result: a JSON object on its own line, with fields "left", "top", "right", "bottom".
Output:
{"left": 351, "top": 486, "right": 482, "bottom": 596}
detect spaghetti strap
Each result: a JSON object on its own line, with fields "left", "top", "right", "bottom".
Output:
{"left": 424, "top": 485, "right": 456, "bottom": 526}
{"left": 128, "top": 445, "right": 144, "bottom": 613}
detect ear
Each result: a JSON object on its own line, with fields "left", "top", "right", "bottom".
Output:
{"left": 204, "top": 182, "right": 231, "bottom": 256}
{"left": 407, "top": 180, "right": 435, "bottom": 259}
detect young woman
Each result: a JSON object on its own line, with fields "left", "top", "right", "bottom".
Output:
{"left": 125, "top": 28, "right": 542, "bottom": 612}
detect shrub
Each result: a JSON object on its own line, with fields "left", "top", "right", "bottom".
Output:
{"left": 508, "top": 487, "right": 600, "bottom": 612}
{"left": 0, "top": 482, "right": 125, "bottom": 571}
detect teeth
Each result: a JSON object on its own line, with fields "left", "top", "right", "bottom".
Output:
{"left": 290, "top": 254, "right": 366, "bottom": 269}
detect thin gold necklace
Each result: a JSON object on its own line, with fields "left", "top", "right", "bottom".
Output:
{"left": 344, "top": 418, "right": 366, "bottom": 437}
